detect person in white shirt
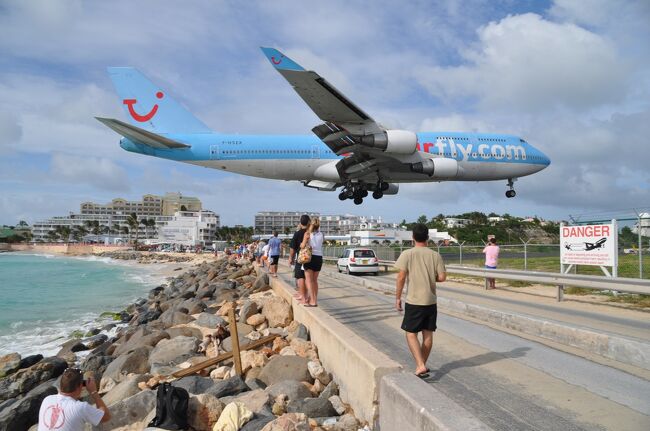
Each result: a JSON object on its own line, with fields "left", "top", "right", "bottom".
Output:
{"left": 300, "top": 218, "right": 324, "bottom": 307}
{"left": 39, "top": 368, "right": 110, "bottom": 431}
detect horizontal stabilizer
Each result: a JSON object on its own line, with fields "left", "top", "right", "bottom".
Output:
{"left": 95, "top": 117, "right": 190, "bottom": 149}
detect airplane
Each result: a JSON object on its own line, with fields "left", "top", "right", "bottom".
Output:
{"left": 564, "top": 238, "right": 607, "bottom": 251}
{"left": 97, "top": 47, "right": 550, "bottom": 205}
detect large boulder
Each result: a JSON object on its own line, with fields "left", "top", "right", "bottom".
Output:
{"left": 240, "top": 350, "right": 269, "bottom": 373}
{"left": 56, "top": 339, "right": 88, "bottom": 357}
{"left": 207, "top": 376, "right": 249, "bottom": 398}
{"left": 265, "top": 380, "right": 312, "bottom": 403}
{"left": 0, "top": 352, "right": 21, "bottom": 378}
{"left": 96, "top": 389, "right": 156, "bottom": 431}
{"left": 196, "top": 312, "right": 226, "bottom": 329}
{"left": 0, "top": 356, "right": 66, "bottom": 402}
{"left": 240, "top": 414, "right": 275, "bottom": 431}
{"left": 220, "top": 389, "right": 271, "bottom": 416}
{"left": 84, "top": 334, "right": 109, "bottom": 349}
{"left": 102, "top": 374, "right": 150, "bottom": 406}
{"left": 239, "top": 301, "right": 259, "bottom": 322}
{"left": 261, "top": 413, "right": 310, "bottom": 431}
{"left": 0, "top": 379, "right": 57, "bottom": 430}
{"left": 258, "top": 356, "right": 312, "bottom": 386}
{"left": 18, "top": 354, "right": 43, "bottom": 370}
{"left": 171, "top": 376, "right": 217, "bottom": 395}
{"left": 188, "top": 393, "right": 224, "bottom": 431}
{"left": 178, "top": 298, "right": 206, "bottom": 315}
{"left": 166, "top": 326, "right": 203, "bottom": 340}
{"left": 80, "top": 354, "right": 113, "bottom": 383}
{"left": 262, "top": 297, "right": 292, "bottom": 328}
{"left": 101, "top": 346, "right": 152, "bottom": 384}
{"left": 113, "top": 328, "right": 169, "bottom": 356}
{"left": 148, "top": 336, "right": 199, "bottom": 369}
{"left": 287, "top": 397, "right": 337, "bottom": 418}
{"left": 307, "top": 361, "right": 331, "bottom": 385}
{"left": 160, "top": 309, "right": 195, "bottom": 327}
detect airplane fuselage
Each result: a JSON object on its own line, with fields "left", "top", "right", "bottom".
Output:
{"left": 120, "top": 131, "right": 550, "bottom": 184}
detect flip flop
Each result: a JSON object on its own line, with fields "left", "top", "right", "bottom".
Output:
{"left": 415, "top": 372, "right": 430, "bottom": 379}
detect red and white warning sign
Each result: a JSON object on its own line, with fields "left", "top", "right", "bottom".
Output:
{"left": 560, "top": 223, "right": 616, "bottom": 267}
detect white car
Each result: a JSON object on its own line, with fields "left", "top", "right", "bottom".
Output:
{"left": 337, "top": 248, "right": 380, "bottom": 275}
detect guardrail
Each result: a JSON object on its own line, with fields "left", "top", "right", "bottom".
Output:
{"left": 322, "top": 256, "right": 650, "bottom": 301}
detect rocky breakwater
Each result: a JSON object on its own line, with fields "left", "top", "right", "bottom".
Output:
{"left": 98, "top": 250, "right": 196, "bottom": 264}
{"left": 0, "top": 256, "right": 367, "bottom": 431}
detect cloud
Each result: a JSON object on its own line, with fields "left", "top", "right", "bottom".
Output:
{"left": 50, "top": 153, "right": 130, "bottom": 191}
{"left": 414, "top": 13, "right": 628, "bottom": 113}
{"left": 0, "top": 111, "right": 22, "bottom": 151}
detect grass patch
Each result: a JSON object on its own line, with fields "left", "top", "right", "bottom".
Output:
{"left": 606, "top": 294, "right": 650, "bottom": 308}
{"left": 564, "top": 286, "right": 594, "bottom": 295}
{"left": 506, "top": 280, "right": 533, "bottom": 288}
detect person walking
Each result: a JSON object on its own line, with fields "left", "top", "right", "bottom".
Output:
{"left": 395, "top": 223, "right": 446, "bottom": 378}
{"left": 261, "top": 241, "right": 270, "bottom": 269}
{"left": 301, "top": 218, "right": 324, "bottom": 307}
{"left": 289, "top": 214, "right": 311, "bottom": 304}
{"left": 483, "top": 237, "right": 500, "bottom": 289}
{"left": 268, "top": 231, "right": 282, "bottom": 277}
{"left": 38, "top": 368, "right": 111, "bottom": 430}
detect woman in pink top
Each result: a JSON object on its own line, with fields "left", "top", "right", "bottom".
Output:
{"left": 482, "top": 238, "right": 500, "bottom": 289}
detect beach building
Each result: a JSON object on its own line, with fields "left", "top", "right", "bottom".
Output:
{"left": 347, "top": 227, "right": 456, "bottom": 246}
{"left": 32, "top": 193, "right": 212, "bottom": 243}
{"left": 444, "top": 217, "right": 472, "bottom": 228}
{"left": 155, "top": 210, "right": 220, "bottom": 246}
{"left": 254, "top": 211, "right": 395, "bottom": 236}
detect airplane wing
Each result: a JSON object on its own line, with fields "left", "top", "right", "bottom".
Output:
{"left": 95, "top": 117, "right": 190, "bottom": 149}
{"left": 261, "top": 47, "right": 423, "bottom": 181}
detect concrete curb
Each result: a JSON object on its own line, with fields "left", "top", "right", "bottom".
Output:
{"left": 324, "top": 269, "right": 650, "bottom": 371}
{"left": 380, "top": 373, "right": 492, "bottom": 431}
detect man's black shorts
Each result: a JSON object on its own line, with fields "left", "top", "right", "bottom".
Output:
{"left": 401, "top": 303, "right": 437, "bottom": 333}
{"left": 294, "top": 262, "right": 305, "bottom": 279}
{"left": 270, "top": 255, "right": 279, "bottom": 265}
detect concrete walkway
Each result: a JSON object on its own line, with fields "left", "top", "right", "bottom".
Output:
{"left": 277, "top": 264, "right": 650, "bottom": 430}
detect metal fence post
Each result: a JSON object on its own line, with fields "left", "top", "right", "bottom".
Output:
{"left": 459, "top": 241, "right": 465, "bottom": 265}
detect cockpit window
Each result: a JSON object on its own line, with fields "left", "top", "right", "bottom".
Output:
{"left": 519, "top": 138, "right": 527, "bottom": 143}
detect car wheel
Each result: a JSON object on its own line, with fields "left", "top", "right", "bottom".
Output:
{"left": 345, "top": 266, "right": 351, "bottom": 275}
{"left": 337, "top": 265, "right": 342, "bottom": 273}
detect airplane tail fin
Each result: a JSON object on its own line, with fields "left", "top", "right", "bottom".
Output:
{"left": 107, "top": 67, "right": 212, "bottom": 134}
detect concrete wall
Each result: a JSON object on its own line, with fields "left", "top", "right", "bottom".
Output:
{"left": 7, "top": 244, "right": 130, "bottom": 255}
{"left": 270, "top": 276, "right": 402, "bottom": 426}
{"left": 0, "top": 243, "right": 9, "bottom": 251}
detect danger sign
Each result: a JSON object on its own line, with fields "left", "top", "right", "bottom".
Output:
{"left": 560, "top": 223, "right": 617, "bottom": 267}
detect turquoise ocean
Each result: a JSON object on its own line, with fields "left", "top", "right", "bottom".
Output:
{"left": 0, "top": 253, "right": 166, "bottom": 357}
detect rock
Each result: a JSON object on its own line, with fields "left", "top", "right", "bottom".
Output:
{"left": 319, "top": 381, "right": 339, "bottom": 400}
{"left": 0, "top": 352, "right": 21, "bottom": 378}
{"left": 258, "top": 356, "right": 312, "bottom": 386}
{"left": 0, "top": 356, "right": 66, "bottom": 402}
{"left": 290, "top": 339, "right": 318, "bottom": 360}
{"left": 160, "top": 310, "right": 195, "bottom": 327}
{"left": 166, "top": 326, "right": 204, "bottom": 340}
{"left": 102, "top": 374, "right": 150, "bottom": 406}
{"left": 240, "top": 415, "right": 275, "bottom": 431}
{"left": 246, "top": 331, "right": 262, "bottom": 341}
{"left": 246, "top": 378, "right": 267, "bottom": 391}
{"left": 18, "top": 354, "right": 43, "bottom": 370}
{"left": 113, "top": 328, "right": 169, "bottom": 356}
{"left": 217, "top": 301, "right": 236, "bottom": 317}
{"left": 84, "top": 334, "right": 109, "bottom": 349}
{"left": 272, "top": 338, "right": 290, "bottom": 353}
{"left": 195, "top": 313, "right": 226, "bottom": 329}
{"left": 287, "top": 397, "right": 337, "bottom": 418}
{"left": 188, "top": 393, "right": 224, "bottom": 431}
{"left": 287, "top": 323, "right": 309, "bottom": 342}
{"left": 0, "top": 378, "right": 57, "bottom": 431}
{"left": 206, "top": 375, "right": 249, "bottom": 398}
{"left": 311, "top": 379, "right": 324, "bottom": 397}
{"left": 226, "top": 389, "right": 271, "bottom": 415}
{"left": 262, "top": 297, "right": 293, "bottom": 328}
{"left": 247, "top": 313, "right": 266, "bottom": 326}
{"left": 101, "top": 346, "right": 152, "bottom": 384}
{"left": 56, "top": 339, "right": 88, "bottom": 357}
{"left": 328, "top": 395, "right": 346, "bottom": 415}
{"left": 261, "top": 413, "right": 310, "bottom": 431}
{"left": 331, "top": 414, "right": 359, "bottom": 431}
{"left": 80, "top": 354, "right": 113, "bottom": 383}
{"left": 265, "top": 380, "right": 312, "bottom": 402}
{"left": 210, "top": 366, "right": 231, "bottom": 380}
{"left": 178, "top": 298, "right": 206, "bottom": 314}
{"left": 240, "top": 350, "right": 268, "bottom": 373}
{"left": 252, "top": 273, "right": 270, "bottom": 292}
{"left": 221, "top": 334, "right": 250, "bottom": 352}
{"left": 171, "top": 375, "right": 213, "bottom": 395}
{"left": 136, "top": 309, "right": 162, "bottom": 325}
{"left": 239, "top": 301, "right": 259, "bottom": 322}
{"left": 97, "top": 389, "right": 156, "bottom": 431}
{"left": 307, "top": 361, "right": 331, "bottom": 385}
{"left": 279, "top": 347, "right": 297, "bottom": 356}
{"left": 149, "top": 336, "right": 199, "bottom": 369}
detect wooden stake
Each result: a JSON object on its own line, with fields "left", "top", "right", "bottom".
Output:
{"left": 171, "top": 334, "right": 278, "bottom": 378}
{"left": 228, "top": 307, "right": 243, "bottom": 376}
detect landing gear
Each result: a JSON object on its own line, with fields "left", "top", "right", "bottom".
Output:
{"left": 372, "top": 190, "right": 383, "bottom": 199}
{"left": 505, "top": 178, "right": 517, "bottom": 198}
{"left": 353, "top": 197, "right": 363, "bottom": 205}
{"left": 339, "top": 180, "right": 388, "bottom": 204}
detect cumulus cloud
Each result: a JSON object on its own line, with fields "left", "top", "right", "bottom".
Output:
{"left": 0, "top": 111, "right": 22, "bottom": 152}
{"left": 50, "top": 153, "right": 130, "bottom": 191}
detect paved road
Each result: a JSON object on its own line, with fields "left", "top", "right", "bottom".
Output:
{"left": 278, "top": 267, "right": 650, "bottom": 431}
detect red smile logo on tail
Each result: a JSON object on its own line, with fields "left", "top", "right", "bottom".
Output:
{"left": 123, "top": 91, "right": 164, "bottom": 122}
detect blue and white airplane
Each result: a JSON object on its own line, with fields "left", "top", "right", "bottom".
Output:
{"left": 97, "top": 48, "right": 550, "bottom": 205}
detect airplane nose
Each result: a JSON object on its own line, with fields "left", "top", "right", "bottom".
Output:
{"left": 539, "top": 150, "right": 551, "bottom": 167}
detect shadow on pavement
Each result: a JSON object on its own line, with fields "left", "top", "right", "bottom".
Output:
{"left": 428, "top": 347, "right": 530, "bottom": 382}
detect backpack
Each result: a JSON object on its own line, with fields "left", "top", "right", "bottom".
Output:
{"left": 148, "top": 382, "right": 189, "bottom": 430}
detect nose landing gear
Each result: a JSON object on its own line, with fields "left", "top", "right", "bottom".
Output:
{"left": 505, "top": 178, "right": 517, "bottom": 198}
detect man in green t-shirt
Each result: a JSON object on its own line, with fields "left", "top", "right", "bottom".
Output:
{"left": 395, "top": 223, "right": 446, "bottom": 378}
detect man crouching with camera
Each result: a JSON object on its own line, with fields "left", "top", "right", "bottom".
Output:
{"left": 38, "top": 367, "right": 111, "bottom": 430}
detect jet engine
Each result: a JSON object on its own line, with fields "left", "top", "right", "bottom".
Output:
{"left": 382, "top": 183, "right": 399, "bottom": 195}
{"left": 410, "top": 158, "right": 459, "bottom": 178}
{"left": 357, "top": 130, "right": 417, "bottom": 154}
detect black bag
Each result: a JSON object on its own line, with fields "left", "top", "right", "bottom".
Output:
{"left": 148, "top": 382, "right": 189, "bottom": 430}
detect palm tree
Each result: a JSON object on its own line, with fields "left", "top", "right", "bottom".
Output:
{"left": 126, "top": 213, "right": 139, "bottom": 243}
{"left": 72, "top": 225, "right": 88, "bottom": 242}
{"left": 54, "top": 226, "right": 72, "bottom": 243}
{"left": 46, "top": 230, "right": 58, "bottom": 243}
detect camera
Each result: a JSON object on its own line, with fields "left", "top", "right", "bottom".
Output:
{"left": 82, "top": 379, "right": 87, "bottom": 387}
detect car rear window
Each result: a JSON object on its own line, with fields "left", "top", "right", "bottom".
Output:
{"left": 354, "top": 250, "right": 375, "bottom": 258}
